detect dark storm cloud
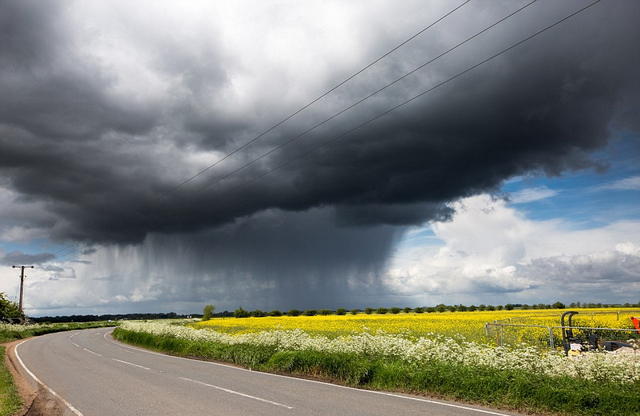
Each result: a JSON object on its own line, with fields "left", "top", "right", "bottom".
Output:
{"left": 89, "top": 208, "right": 402, "bottom": 311}
{"left": 1, "top": 0, "right": 639, "bottom": 247}
{"left": 0, "top": 250, "right": 56, "bottom": 266}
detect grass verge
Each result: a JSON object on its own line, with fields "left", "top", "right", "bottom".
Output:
{"left": 113, "top": 327, "right": 639, "bottom": 416}
{"left": 0, "top": 321, "right": 115, "bottom": 344}
{"left": 0, "top": 347, "right": 21, "bottom": 416}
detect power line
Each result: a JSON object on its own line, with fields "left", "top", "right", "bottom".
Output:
{"left": 192, "top": 0, "right": 539, "bottom": 195}
{"left": 151, "top": 0, "right": 473, "bottom": 202}
{"left": 190, "top": 0, "right": 603, "bottom": 206}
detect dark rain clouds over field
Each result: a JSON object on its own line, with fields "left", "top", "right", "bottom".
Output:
{"left": 1, "top": 1, "right": 639, "bottom": 314}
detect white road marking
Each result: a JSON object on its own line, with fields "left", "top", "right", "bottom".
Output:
{"left": 83, "top": 348, "right": 101, "bottom": 357}
{"left": 68, "top": 332, "right": 101, "bottom": 356}
{"left": 112, "top": 358, "right": 151, "bottom": 370}
{"left": 15, "top": 340, "right": 85, "bottom": 416}
{"left": 180, "top": 377, "right": 293, "bottom": 410}
{"left": 68, "top": 333, "right": 81, "bottom": 348}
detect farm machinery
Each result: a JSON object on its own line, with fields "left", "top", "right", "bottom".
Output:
{"left": 560, "top": 311, "right": 639, "bottom": 355}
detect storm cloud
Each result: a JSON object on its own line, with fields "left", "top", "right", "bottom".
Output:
{"left": 1, "top": 0, "right": 639, "bottom": 313}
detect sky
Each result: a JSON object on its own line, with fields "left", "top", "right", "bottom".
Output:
{"left": 1, "top": 0, "right": 639, "bottom": 316}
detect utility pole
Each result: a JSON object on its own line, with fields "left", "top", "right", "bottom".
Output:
{"left": 12, "top": 265, "right": 34, "bottom": 315}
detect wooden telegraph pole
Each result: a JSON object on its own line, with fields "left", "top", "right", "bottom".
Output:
{"left": 12, "top": 265, "right": 34, "bottom": 315}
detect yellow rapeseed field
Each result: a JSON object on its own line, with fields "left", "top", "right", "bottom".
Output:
{"left": 192, "top": 308, "right": 640, "bottom": 348}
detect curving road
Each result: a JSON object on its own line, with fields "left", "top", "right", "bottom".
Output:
{"left": 12, "top": 328, "right": 520, "bottom": 416}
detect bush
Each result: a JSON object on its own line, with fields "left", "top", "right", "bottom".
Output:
{"left": 364, "top": 308, "right": 374, "bottom": 315}
{"left": 350, "top": 309, "right": 360, "bottom": 315}
{"left": 318, "top": 309, "right": 333, "bottom": 316}
{"left": 376, "top": 308, "right": 388, "bottom": 315}
{"left": 234, "top": 307, "right": 250, "bottom": 318}
{"left": 269, "top": 310, "right": 282, "bottom": 317}
{"left": 389, "top": 307, "right": 401, "bottom": 314}
{"left": 202, "top": 304, "right": 215, "bottom": 321}
{"left": 414, "top": 307, "right": 424, "bottom": 314}
{"left": 302, "top": 309, "right": 317, "bottom": 316}
{"left": 336, "top": 308, "right": 347, "bottom": 316}
{"left": 251, "top": 310, "right": 266, "bottom": 317}
{"left": 287, "top": 309, "right": 300, "bottom": 317}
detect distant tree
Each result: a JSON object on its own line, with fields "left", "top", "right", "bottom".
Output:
{"left": 478, "top": 304, "right": 487, "bottom": 311}
{"left": 335, "top": 308, "right": 347, "bottom": 316}
{"left": 552, "top": 301, "right": 566, "bottom": 309}
{"left": 457, "top": 304, "right": 468, "bottom": 312}
{"left": 496, "top": 305, "right": 504, "bottom": 311}
{"left": 364, "top": 307, "right": 374, "bottom": 315}
{"left": 436, "top": 304, "right": 447, "bottom": 313}
{"left": 318, "top": 309, "right": 333, "bottom": 316}
{"left": 414, "top": 307, "right": 424, "bottom": 314}
{"left": 269, "top": 310, "right": 282, "bottom": 317}
{"left": 389, "top": 307, "right": 401, "bottom": 314}
{"left": 350, "top": 309, "right": 360, "bottom": 315}
{"left": 448, "top": 305, "right": 457, "bottom": 312}
{"left": 0, "top": 292, "right": 21, "bottom": 319}
{"left": 426, "top": 307, "right": 436, "bottom": 313}
{"left": 234, "top": 307, "right": 250, "bottom": 318}
{"left": 487, "top": 305, "right": 496, "bottom": 311}
{"left": 202, "top": 304, "right": 216, "bottom": 321}
{"left": 376, "top": 307, "right": 388, "bottom": 314}
{"left": 403, "top": 307, "right": 412, "bottom": 314}
{"left": 252, "top": 309, "right": 266, "bottom": 317}
{"left": 521, "top": 304, "right": 529, "bottom": 310}
{"left": 303, "top": 309, "right": 317, "bottom": 316}
{"left": 468, "top": 305, "right": 477, "bottom": 312}
{"left": 504, "top": 304, "right": 514, "bottom": 311}
{"left": 287, "top": 309, "right": 301, "bottom": 317}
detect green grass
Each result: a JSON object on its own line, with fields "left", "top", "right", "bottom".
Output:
{"left": 113, "top": 327, "right": 640, "bottom": 416}
{"left": 0, "top": 347, "right": 22, "bottom": 416}
{"left": 0, "top": 321, "right": 115, "bottom": 344}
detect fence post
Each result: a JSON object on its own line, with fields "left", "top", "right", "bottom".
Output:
{"left": 547, "top": 326, "right": 555, "bottom": 351}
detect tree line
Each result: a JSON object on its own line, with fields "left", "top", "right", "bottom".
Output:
{"left": 204, "top": 301, "right": 640, "bottom": 319}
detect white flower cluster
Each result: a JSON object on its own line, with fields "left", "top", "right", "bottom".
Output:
{"left": 119, "top": 320, "right": 640, "bottom": 384}
{"left": 0, "top": 322, "right": 50, "bottom": 332}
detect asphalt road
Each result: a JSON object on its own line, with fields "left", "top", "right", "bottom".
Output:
{"left": 13, "top": 328, "right": 521, "bottom": 416}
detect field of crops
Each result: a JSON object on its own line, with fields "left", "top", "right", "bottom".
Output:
{"left": 191, "top": 308, "right": 640, "bottom": 349}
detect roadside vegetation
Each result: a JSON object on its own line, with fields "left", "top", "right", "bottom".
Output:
{"left": 0, "top": 321, "right": 116, "bottom": 344}
{"left": 114, "top": 307, "right": 640, "bottom": 416}
{"left": 0, "top": 346, "right": 21, "bottom": 416}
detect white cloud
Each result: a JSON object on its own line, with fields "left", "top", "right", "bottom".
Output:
{"left": 592, "top": 175, "right": 640, "bottom": 191}
{"left": 508, "top": 186, "right": 558, "bottom": 203}
{"left": 386, "top": 194, "right": 640, "bottom": 304}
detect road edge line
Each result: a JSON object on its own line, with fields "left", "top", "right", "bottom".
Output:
{"left": 14, "top": 339, "right": 84, "bottom": 416}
